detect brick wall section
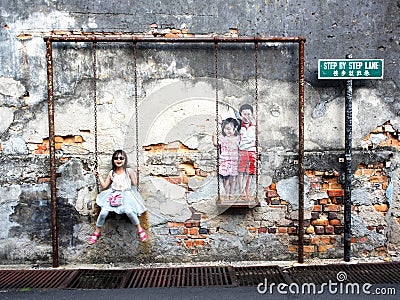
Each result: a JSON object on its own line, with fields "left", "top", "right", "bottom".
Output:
{"left": 168, "top": 220, "right": 212, "bottom": 254}
{"left": 267, "top": 170, "right": 345, "bottom": 258}
{"left": 27, "top": 135, "right": 84, "bottom": 154}
{"left": 144, "top": 140, "right": 393, "bottom": 258}
{"left": 362, "top": 121, "right": 400, "bottom": 150}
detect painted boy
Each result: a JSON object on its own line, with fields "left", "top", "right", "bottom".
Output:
{"left": 237, "top": 103, "right": 256, "bottom": 199}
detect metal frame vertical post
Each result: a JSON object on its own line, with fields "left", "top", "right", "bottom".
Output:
{"left": 45, "top": 39, "right": 59, "bottom": 268}
{"left": 344, "top": 54, "right": 353, "bottom": 262}
{"left": 298, "top": 39, "right": 305, "bottom": 263}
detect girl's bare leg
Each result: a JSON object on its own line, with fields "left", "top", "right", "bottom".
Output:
{"left": 229, "top": 176, "right": 237, "bottom": 199}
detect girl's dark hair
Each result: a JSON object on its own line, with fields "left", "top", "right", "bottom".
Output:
{"left": 111, "top": 149, "right": 128, "bottom": 172}
{"left": 221, "top": 117, "right": 240, "bottom": 136}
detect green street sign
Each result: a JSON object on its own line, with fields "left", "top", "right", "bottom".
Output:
{"left": 318, "top": 59, "right": 384, "bottom": 79}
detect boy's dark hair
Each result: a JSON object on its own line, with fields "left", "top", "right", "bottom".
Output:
{"left": 221, "top": 117, "right": 240, "bottom": 136}
{"left": 239, "top": 103, "right": 253, "bottom": 114}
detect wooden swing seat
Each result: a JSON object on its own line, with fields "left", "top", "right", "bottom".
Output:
{"left": 216, "top": 195, "right": 260, "bottom": 209}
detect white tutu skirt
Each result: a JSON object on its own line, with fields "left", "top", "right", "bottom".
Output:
{"left": 96, "top": 187, "right": 147, "bottom": 216}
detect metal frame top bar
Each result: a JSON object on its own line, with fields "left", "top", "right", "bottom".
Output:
{"left": 44, "top": 34, "right": 306, "bottom": 43}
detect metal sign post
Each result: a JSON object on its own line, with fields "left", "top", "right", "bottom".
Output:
{"left": 318, "top": 55, "right": 384, "bottom": 262}
{"left": 344, "top": 54, "right": 353, "bottom": 262}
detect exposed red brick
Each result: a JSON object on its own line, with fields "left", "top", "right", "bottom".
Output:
{"left": 37, "top": 177, "right": 50, "bottom": 183}
{"left": 185, "top": 240, "right": 195, "bottom": 248}
{"left": 195, "top": 240, "right": 205, "bottom": 247}
{"left": 354, "top": 169, "right": 363, "bottom": 177}
{"left": 324, "top": 204, "right": 341, "bottom": 212}
{"left": 306, "top": 226, "right": 315, "bottom": 234}
{"left": 312, "top": 219, "right": 329, "bottom": 226}
{"left": 370, "top": 176, "right": 388, "bottom": 183}
{"left": 313, "top": 205, "right": 322, "bottom": 212}
{"left": 74, "top": 135, "right": 84, "bottom": 143}
{"left": 363, "top": 169, "right": 374, "bottom": 176}
{"left": 382, "top": 181, "right": 389, "bottom": 190}
{"left": 303, "top": 245, "right": 315, "bottom": 253}
{"left": 322, "top": 183, "right": 330, "bottom": 190}
{"left": 258, "top": 227, "right": 267, "bottom": 234}
{"left": 374, "top": 204, "right": 389, "bottom": 212}
{"left": 320, "top": 236, "right": 331, "bottom": 244}
{"left": 248, "top": 227, "right": 257, "bottom": 233}
{"left": 324, "top": 225, "right": 335, "bottom": 234}
{"left": 311, "top": 237, "right": 320, "bottom": 245}
{"left": 277, "top": 227, "right": 287, "bottom": 233}
{"left": 330, "top": 183, "right": 343, "bottom": 189}
{"left": 168, "top": 222, "right": 184, "bottom": 228}
{"left": 318, "top": 245, "right": 334, "bottom": 252}
{"left": 329, "top": 219, "right": 342, "bottom": 226}
{"left": 328, "top": 189, "right": 344, "bottom": 197}
{"left": 189, "top": 227, "right": 199, "bottom": 235}
{"left": 319, "top": 198, "right": 329, "bottom": 205}
{"left": 305, "top": 170, "right": 315, "bottom": 177}
{"left": 185, "top": 220, "right": 200, "bottom": 227}
{"left": 314, "top": 226, "right": 325, "bottom": 234}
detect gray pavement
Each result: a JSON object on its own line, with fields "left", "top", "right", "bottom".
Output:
{"left": 1, "top": 285, "right": 399, "bottom": 300}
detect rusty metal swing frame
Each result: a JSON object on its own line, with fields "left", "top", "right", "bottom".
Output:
{"left": 44, "top": 33, "right": 306, "bottom": 267}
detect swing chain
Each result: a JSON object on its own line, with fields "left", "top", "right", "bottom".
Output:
{"left": 93, "top": 41, "right": 99, "bottom": 192}
{"left": 133, "top": 41, "right": 140, "bottom": 189}
{"left": 214, "top": 41, "right": 220, "bottom": 201}
{"left": 254, "top": 41, "right": 259, "bottom": 201}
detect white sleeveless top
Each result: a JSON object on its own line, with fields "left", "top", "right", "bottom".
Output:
{"left": 110, "top": 169, "right": 131, "bottom": 191}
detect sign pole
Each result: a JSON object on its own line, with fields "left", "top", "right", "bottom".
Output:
{"left": 318, "top": 55, "right": 383, "bottom": 262}
{"left": 344, "top": 54, "right": 353, "bottom": 262}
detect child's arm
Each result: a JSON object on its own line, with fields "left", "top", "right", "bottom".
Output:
{"left": 94, "top": 170, "right": 112, "bottom": 189}
{"left": 127, "top": 168, "right": 138, "bottom": 186}
{"left": 212, "top": 132, "right": 218, "bottom": 146}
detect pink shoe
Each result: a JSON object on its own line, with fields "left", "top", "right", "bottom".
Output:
{"left": 138, "top": 229, "right": 148, "bottom": 242}
{"left": 88, "top": 232, "right": 101, "bottom": 245}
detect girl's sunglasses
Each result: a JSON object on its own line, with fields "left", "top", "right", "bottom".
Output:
{"left": 113, "top": 156, "right": 125, "bottom": 161}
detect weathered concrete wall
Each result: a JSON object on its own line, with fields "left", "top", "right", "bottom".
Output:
{"left": 0, "top": 0, "right": 399, "bottom": 266}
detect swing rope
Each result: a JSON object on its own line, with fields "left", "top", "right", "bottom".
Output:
{"left": 93, "top": 41, "right": 100, "bottom": 193}
{"left": 214, "top": 41, "right": 220, "bottom": 202}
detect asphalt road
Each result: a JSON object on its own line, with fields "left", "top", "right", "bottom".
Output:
{"left": 1, "top": 285, "right": 398, "bottom": 300}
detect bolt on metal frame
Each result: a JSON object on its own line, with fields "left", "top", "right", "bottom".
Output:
{"left": 44, "top": 33, "right": 306, "bottom": 267}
